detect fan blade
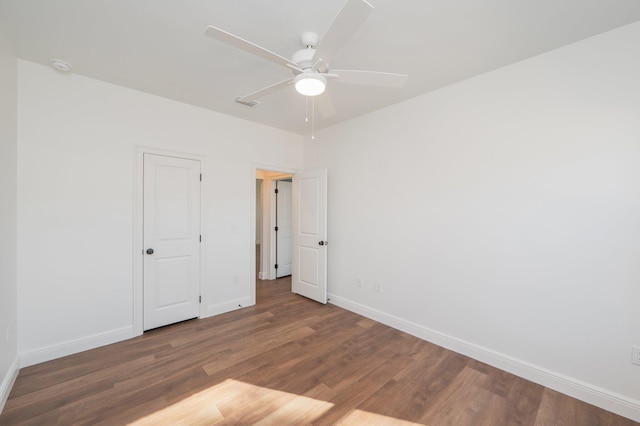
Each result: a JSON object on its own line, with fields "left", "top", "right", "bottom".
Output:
{"left": 204, "top": 26, "right": 298, "bottom": 70}
{"left": 315, "top": 93, "right": 336, "bottom": 118}
{"left": 332, "top": 70, "right": 408, "bottom": 88}
{"left": 312, "top": 0, "right": 373, "bottom": 69}
{"left": 237, "top": 78, "right": 294, "bottom": 103}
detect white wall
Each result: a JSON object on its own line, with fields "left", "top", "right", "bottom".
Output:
{"left": 0, "top": 10, "right": 19, "bottom": 412}
{"left": 16, "top": 61, "right": 302, "bottom": 364}
{"left": 304, "top": 22, "right": 640, "bottom": 420}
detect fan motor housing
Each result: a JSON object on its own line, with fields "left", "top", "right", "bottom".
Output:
{"left": 291, "top": 48, "right": 316, "bottom": 70}
{"left": 300, "top": 32, "right": 319, "bottom": 48}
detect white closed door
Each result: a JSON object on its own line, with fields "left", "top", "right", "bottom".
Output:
{"left": 143, "top": 154, "right": 201, "bottom": 331}
{"left": 292, "top": 169, "right": 328, "bottom": 304}
{"left": 276, "top": 180, "right": 292, "bottom": 277}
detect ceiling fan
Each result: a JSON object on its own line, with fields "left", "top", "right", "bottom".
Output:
{"left": 203, "top": 0, "right": 408, "bottom": 116}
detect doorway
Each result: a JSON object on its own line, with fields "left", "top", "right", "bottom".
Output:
{"left": 251, "top": 165, "right": 329, "bottom": 306}
{"left": 255, "top": 170, "right": 293, "bottom": 282}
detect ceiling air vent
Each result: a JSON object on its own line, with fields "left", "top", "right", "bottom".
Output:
{"left": 235, "top": 97, "right": 260, "bottom": 107}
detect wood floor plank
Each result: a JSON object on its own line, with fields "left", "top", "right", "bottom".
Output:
{"left": 534, "top": 389, "right": 637, "bottom": 426}
{"left": 252, "top": 382, "right": 337, "bottom": 426}
{"left": 416, "top": 365, "right": 491, "bottom": 425}
{"left": 1, "top": 276, "right": 637, "bottom": 425}
{"left": 312, "top": 352, "right": 419, "bottom": 425}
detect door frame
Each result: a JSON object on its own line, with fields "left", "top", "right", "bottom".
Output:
{"left": 133, "top": 147, "right": 207, "bottom": 336}
{"left": 251, "top": 163, "right": 297, "bottom": 305}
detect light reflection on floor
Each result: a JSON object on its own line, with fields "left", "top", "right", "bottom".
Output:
{"left": 128, "top": 378, "right": 424, "bottom": 425}
{"left": 129, "top": 378, "right": 333, "bottom": 425}
{"left": 336, "top": 409, "right": 424, "bottom": 425}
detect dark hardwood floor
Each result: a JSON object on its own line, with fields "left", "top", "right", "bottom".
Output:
{"left": 1, "top": 277, "right": 637, "bottom": 425}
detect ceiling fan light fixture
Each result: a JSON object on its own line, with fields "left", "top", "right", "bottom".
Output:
{"left": 294, "top": 73, "right": 326, "bottom": 97}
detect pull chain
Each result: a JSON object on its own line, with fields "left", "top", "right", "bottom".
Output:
{"left": 311, "top": 97, "right": 315, "bottom": 140}
{"left": 303, "top": 95, "right": 316, "bottom": 140}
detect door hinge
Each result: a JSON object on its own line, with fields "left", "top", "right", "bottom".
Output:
{"left": 200, "top": 174, "right": 202, "bottom": 181}
{"left": 275, "top": 188, "right": 279, "bottom": 194}
{"left": 199, "top": 235, "right": 202, "bottom": 242}
{"left": 275, "top": 226, "right": 278, "bottom": 232}
{"left": 199, "top": 295, "right": 202, "bottom": 303}
{"left": 275, "top": 264, "right": 278, "bottom": 269}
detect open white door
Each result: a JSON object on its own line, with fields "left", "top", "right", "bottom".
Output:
{"left": 292, "top": 169, "right": 328, "bottom": 303}
{"left": 143, "top": 154, "right": 201, "bottom": 330}
{"left": 276, "top": 180, "right": 292, "bottom": 277}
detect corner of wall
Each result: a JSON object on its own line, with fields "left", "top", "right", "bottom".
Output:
{"left": 0, "top": 10, "right": 19, "bottom": 416}
{"left": 0, "top": 357, "right": 19, "bottom": 414}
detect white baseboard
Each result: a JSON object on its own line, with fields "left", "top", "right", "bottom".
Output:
{"left": 0, "top": 356, "right": 19, "bottom": 414}
{"left": 328, "top": 293, "right": 640, "bottom": 423}
{"left": 19, "top": 326, "right": 134, "bottom": 368}
{"left": 204, "top": 297, "right": 253, "bottom": 318}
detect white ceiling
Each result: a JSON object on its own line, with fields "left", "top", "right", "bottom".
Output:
{"left": 3, "top": 0, "right": 640, "bottom": 135}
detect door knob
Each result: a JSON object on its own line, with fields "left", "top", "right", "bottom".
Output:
{"left": 146, "top": 248, "right": 154, "bottom": 255}
{"left": 318, "top": 241, "right": 328, "bottom": 246}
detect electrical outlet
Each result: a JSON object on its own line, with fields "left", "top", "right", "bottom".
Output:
{"left": 632, "top": 346, "right": 640, "bottom": 366}
{"left": 356, "top": 276, "right": 364, "bottom": 288}
{"left": 374, "top": 282, "right": 382, "bottom": 293}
